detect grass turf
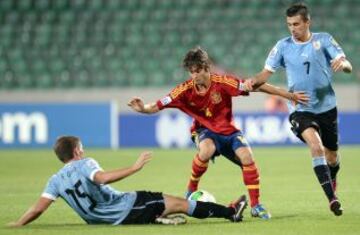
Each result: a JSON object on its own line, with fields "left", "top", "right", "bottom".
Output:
{"left": 0, "top": 146, "right": 359, "bottom": 235}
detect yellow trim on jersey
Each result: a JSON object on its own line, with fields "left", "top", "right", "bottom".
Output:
{"left": 170, "top": 80, "right": 194, "bottom": 99}
{"left": 211, "top": 74, "right": 238, "bottom": 89}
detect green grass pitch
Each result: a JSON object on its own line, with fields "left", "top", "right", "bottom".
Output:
{"left": 1, "top": 146, "right": 359, "bottom": 235}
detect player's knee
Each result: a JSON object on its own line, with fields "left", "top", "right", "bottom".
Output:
{"left": 163, "top": 195, "right": 188, "bottom": 214}
{"left": 326, "top": 151, "right": 339, "bottom": 165}
{"left": 198, "top": 145, "right": 216, "bottom": 161}
{"left": 309, "top": 142, "right": 325, "bottom": 156}
{"left": 240, "top": 152, "right": 254, "bottom": 165}
{"left": 235, "top": 147, "right": 254, "bottom": 165}
{"left": 173, "top": 198, "right": 188, "bottom": 213}
{"left": 198, "top": 152, "right": 212, "bottom": 162}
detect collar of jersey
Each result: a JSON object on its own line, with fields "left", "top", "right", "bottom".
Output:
{"left": 291, "top": 32, "right": 313, "bottom": 45}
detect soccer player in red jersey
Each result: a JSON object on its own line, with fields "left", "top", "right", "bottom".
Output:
{"left": 128, "top": 47, "right": 308, "bottom": 220}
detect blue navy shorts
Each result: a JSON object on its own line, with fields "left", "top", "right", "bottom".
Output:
{"left": 192, "top": 128, "right": 250, "bottom": 166}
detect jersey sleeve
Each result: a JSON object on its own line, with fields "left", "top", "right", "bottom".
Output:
{"left": 265, "top": 40, "right": 284, "bottom": 72}
{"left": 156, "top": 94, "right": 175, "bottom": 110}
{"left": 156, "top": 85, "right": 186, "bottom": 110}
{"left": 82, "top": 158, "right": 104, "bottom": 182}
{"left": 220, "top": 75, "right": 249, "bottom": 96}
{"left": 41, "top": 175, "right": 59, "bottom": 201}
{"left": 322, "top": 33, "right": 345, "bottom": 60}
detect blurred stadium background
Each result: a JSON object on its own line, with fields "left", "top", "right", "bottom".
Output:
{"left": 0, "top": 0, "right": 359, "bottom": 148}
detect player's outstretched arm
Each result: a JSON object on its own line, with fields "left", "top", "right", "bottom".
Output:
{"left": 257, "top": 83, "right": 309, "bottom": 105}
{"left": 8, "top": 197, "right": 53, "bottom": 227}
{"left": 244, "top": 69, "right": 273, "bottom": 91}
{"left": 128, "top": 97, "right": 159, "bottom": 114}
{"left": 331, "top": 57, "right": 352, "bottom": 73}
{"left": 93, "top": 151, "right": 152, "bottom": 185}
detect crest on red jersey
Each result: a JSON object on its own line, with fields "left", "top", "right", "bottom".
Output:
{"left": 210, "top": 91, "right": 222, "bottom": 104}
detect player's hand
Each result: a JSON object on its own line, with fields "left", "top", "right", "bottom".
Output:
{"left": 132, "top": 151, "right": 152, "bottom": 171}
{"left": 331, "top": 57, "right": 346, "bottom": 72}
{"left": 128, "top": 97, "right": 145, "bottom": 112}
{"left": 242, "top": 79, "right": 256, "bottom": 91}
{"left": 290, "top": 91, "right": 309, "bottom": 105}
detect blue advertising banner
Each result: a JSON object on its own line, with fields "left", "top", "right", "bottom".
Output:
{"left": 0, "top": 103, "right": 117, "bottom": 148}
{"left": 119, "top": 111, "right": 360, "bottom": 147}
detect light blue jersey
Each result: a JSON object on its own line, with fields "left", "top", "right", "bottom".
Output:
{"left": 42, "top": 158, "right": 137, "bottom": 225}
{"left": 265, "top": 32, "right": 345, "bottom": 114}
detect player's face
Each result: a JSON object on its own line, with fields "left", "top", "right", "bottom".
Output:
{"left": 188, "top": 66, "right": 210, "bottom": 85}
{"left": 286, "top": 15, "right": 310, "bottom": 42}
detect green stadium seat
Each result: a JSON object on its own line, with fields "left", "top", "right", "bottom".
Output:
{"left": 72, "top": 70, "right": 91, "bottom": 87}
{"left": 36, "top": 73, "right": 54, "bottom": 88}
{"left": 4, "top": 11, "right": 19, "bottom": 24}
{"left": 128, "top": 71, "right": 147, "bottom": 87}
{"left": 110, "top": 71, "right": 128, "bottom": 86}
{"left": 150, "top": 72, "right": 168, "bottom": 86}
{"left": 87, "top": 0, "right": 103, "bottom": 10}
{"left": 92, "top": 71, "right": 109, "bottom": 87}
{"left": 55, "top": 71, "right": 72, "bottom": 88}
{"left": 69, "top": 0, "right": 86, "bottom": 9}
{"left": 0, "top": 71, "right": 16, "bottom": 89}
{"left": 16, "top": 74, "right": 35, "bottom": 89}
{"left": 34, "top": 0, "right": 50, "bottom": 11}
{"left": 49, "top": 59, "right": 66, "bottom": 74}
{"left": 157, "top": 0, "right": 173, "bottom": 9}
{"left": 0, "top": 0, "right": 13, "bottom": 12}
{"left": 52, "top": 0, "right": 68, "bottom": 11}
{"left": 17, "top": 0, "right": 32, "bottom": 11}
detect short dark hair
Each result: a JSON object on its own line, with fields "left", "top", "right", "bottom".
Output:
{"left": 53, "top": 136, "right": 81, "bottom": 163}
{"left": 286, "top": 3, "right": 310, "bottom": 21}
{"left": 183, "top": 46, "right": 210, "bottom": 71}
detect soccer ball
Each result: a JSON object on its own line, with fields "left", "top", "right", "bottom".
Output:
{"left": 188, "top": 190, "right": 216, "bottom": 203}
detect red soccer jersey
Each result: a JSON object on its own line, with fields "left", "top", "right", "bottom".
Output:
{"left": 156, "top": 73, "right": 249, "bottom": 135}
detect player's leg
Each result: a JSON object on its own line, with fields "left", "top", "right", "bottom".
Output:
{"left": 186, "top": 130, "right": 217, "bottom": 198}
{"left": 325, "top": 148, "right": 340, "bottom": 192}
{"left": 301, "top": 128, "right": 342, "bottom": 215}
{"left": 319, "top": 108, "right": 340, "bottom": 193}
{"left": 233, "top": 146, "right": 271, "bottom": 220}
{"left": 161, "top": 194, "right": 247, "bottom": 222}
{"left": 220, "top": 132, "right": 270, "bottom": 220}
{"left": 324, "top": 147, "right": 342, "bottom": 216}
{"left": 301, "top": 127, "right": 333, "bottom": 200}
{"left": 290, "top": 111, "right": 341, "bottom": 216}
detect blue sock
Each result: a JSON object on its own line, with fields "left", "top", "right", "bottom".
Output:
{"left": 313, "top": 157, "right": 336, "bottom": 202}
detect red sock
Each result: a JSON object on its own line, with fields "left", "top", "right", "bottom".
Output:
{"left": 187, "top": 154, "right": 209, "bottom": 192}
{"left": 242, "top": 162, "right": 260, "bottom": 207}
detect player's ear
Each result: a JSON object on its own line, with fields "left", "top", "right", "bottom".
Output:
{"left": 73, "top": 146, "right": 81, "bottom": 158}
{"left": 72, "top": 148, "right": 78, "bottom": 158}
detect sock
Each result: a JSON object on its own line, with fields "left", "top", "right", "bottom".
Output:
{"left": 313, "top": 157, "right": 336, "bottom": 202}
{"left": 242, "top": 162, "right": 260, "bottom": 207}
{"left": 187, "top": 200, "right": 235, "bottom": 219}
{"left": 187, "top": 154, "right": 209, "bottom": 192}
{"left": 328, "top": 156, "right": 340, "bottom": 181}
